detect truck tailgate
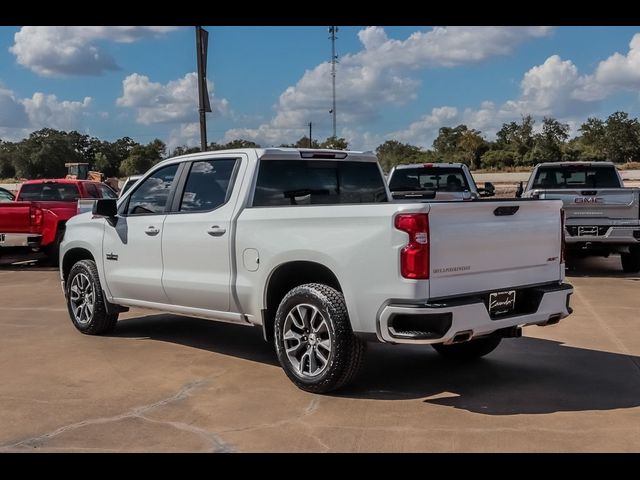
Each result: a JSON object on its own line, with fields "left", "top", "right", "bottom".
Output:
{"left": 537, "top": 189, "right": 639, "bottom": 220}
{"left": 427, "top": 199, "right": 563, "bottom": 299}
{"left": 0, "top": 203, "right": 33, "bottom": 233}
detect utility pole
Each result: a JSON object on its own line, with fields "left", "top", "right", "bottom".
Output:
{"left": 328, "top": 26, "right": 338, "bottom": 139}
{"left": 308, "top": 122, "right": 313, "bottom": 148}
{"left": 195, "top": 26, "right": 212, "bottom": 152}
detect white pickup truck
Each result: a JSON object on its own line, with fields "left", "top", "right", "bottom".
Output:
{"left": 387, "top": 163, "right": 495, "bottom": 201}
{"left": 519, "top": 161, "right": 640, "bottom": 272}
{"left": 59, "top": 148, "right": 573, "bottom": 393}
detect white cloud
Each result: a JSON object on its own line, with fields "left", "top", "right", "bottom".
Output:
{"left": 390, "top": 54, "right": 607, "bottom": 148}
{"left": 23, "top": 93, "right": 92, "bottom": 130}
{"left": 167, "top": 123, "right": 201, "bottom": 151}
{"left": 223, "top": 26, "right": 554, "bottom": 146}
{"left": 117, "top": 72, "right": 229, "bottom": 125}
{"left": 0, "top": 85, "right": 29, "bottom": 128}
{"left": 0, "top": 85, "right": 93, "bottom": 140}
{"left": 592, "top": 33, "right": 640, "bottom": 91}
{"left": 10, "top": 26, "right": 178, "bottom": 77}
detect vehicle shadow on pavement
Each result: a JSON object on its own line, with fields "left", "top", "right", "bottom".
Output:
{"left": 112, "top": 314, "right": 640, "bottom": 415}
{"left": 345, "top": 337, "right": 640, "bottom": 415}
{"left": 566, "top": 255, "right": 640, "bottom": 279}
{"left": 111, "top": 314, "right": 279, "bottom": 366}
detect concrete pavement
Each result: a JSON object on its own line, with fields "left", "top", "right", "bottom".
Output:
{"left": 0, "top": 257, "right": 639, "bottom": 452}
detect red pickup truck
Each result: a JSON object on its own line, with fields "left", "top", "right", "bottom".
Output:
{"left": 0, "top": 179, "right": 117, "bottom": 264}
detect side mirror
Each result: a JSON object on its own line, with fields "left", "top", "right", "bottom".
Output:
{"left": 92, "top": 198, "right": 117, "bottom": 218}
{"left": 515, "top": 181, "right": 524, "bottom": 198}
{"left": 483, "top": 182, "right": 495, "bottom": 197}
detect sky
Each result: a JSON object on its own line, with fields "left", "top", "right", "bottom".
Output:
{"left": 1, "top": 26, "right": 640, "bottom": 153}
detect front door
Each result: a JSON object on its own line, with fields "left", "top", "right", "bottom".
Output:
{"left": 102, "top": 163, "right": 180, "bottom": 304}
{"left": 161, "top": 157, "right": 242, "bottom": 311}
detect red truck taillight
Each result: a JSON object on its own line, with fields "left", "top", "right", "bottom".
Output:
{"left": 395, "top": 213, "right": 430, "bottom": 279}
{"left": 560, "top": 208, "right": 566, "bottom": 264}
{"left": 30, "top": 205, "right": 43, "bottom": 227}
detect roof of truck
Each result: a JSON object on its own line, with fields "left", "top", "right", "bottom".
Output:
{"left": 535, "top": 161, "right": 616, "bottom": 167}
{"left": 392, "top": 162, "right": 466, "bottom": 170}
{"left": 156, "top": 148, "right": 377, "bottom": 167}
{"left": 20, "top": 179, "right": 103, "bottom": 185}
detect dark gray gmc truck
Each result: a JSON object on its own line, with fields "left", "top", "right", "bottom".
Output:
{"left": 519, "top": 161, "right": 640, "bottom": 272}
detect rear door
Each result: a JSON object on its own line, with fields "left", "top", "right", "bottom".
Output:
{"left": 427, "top": 199, "right": 563, "bottom": 298}
{"left": 161, "top": 156, "right": 244, "bottom": 312}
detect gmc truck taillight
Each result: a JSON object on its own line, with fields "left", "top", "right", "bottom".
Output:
{"left": 30, "top": 205, "right": 43, "bottom": 227}
{"left": 395, "top": 213, "right": 429, "bottom": 279}
{"left": 560, "top": 208, "right": 566, "bottom": 264}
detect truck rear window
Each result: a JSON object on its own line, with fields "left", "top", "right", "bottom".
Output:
{"left": 388, "top": 167, "right": 470, "bottom": 192}
{"left": 532, "top": 165, "right": 621, "bottom": 189}
{"left": 253, "top": 160, "right": 388, "bottom": 206}
{"left": 18, "top": 183, "right": 80, "bottom": 201}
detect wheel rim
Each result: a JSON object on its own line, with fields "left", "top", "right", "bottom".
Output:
{"left": 69, "top": 273, "right": 95, "bottom": 325}
{"left": 283, "top": 303, "right": 332, "bottom": 378}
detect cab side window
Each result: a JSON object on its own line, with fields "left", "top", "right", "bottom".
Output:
{"left": 85, "top": 183, "right": 100, "bottom": 198}
{"left": 97, "top": 184, "right": 117, "bottom": 199}
{"left": 179, "top": 159, "right": 237, "bottom": 212}
{"left": 127, "top": 164, "right": 179, "bottom": 215}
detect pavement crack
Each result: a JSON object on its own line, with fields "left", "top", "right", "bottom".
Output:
{"left": 0, "top": 380, "right": 226, "bottom": 452}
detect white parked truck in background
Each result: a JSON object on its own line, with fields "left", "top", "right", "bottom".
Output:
{"left": 387, "top": 163, "right": 495, "bottom": 201}
{"left": 518, "top": 161, "right": 640, "bottom": 272}
{"left": 60, "top": 148, "right": 573, "bottom": 393}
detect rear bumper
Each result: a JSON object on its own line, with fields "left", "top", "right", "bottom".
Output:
{"left": 566, "top": 225, "right": 640, "bottom": 245}
{"left": 376, "top": 282, "right": 573, "bottom": 345}
{"left": 0, "top": 233, "right": 42, "bottom": 248}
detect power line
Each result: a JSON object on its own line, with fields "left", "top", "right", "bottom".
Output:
{"left": 329, "top": 26, "right": 338, "bottom": 139}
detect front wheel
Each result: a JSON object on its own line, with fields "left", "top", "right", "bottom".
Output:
{"left": 621, "top": 247, "right": 640, "bottom": 273}
{"left": 432, "top": 336, "right": 502, "bottom": 361}
{"left": 274, "top": 283, "right": 365, "bottom": 393}
{"left": 66, "top": 259, "right": 118, "bottom": 335}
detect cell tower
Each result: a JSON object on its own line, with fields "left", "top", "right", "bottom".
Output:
{"left": 328, "top": 26, "right": 338, "bottom": 139}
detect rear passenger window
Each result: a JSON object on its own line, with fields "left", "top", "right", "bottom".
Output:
{"left": 179, "top": 159, "right": 238, "bottom": 212}
{"left": 127, "top": 164, "right": 179, "bottom": 215}
{"left": 253, "top": 160, "right": 387, "bottom": 206}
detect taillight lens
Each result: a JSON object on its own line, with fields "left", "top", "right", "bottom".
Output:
{"left": 30, "top": 206, "right": 43, "bottom": 227}
{"left": 560, "top": 208, "right": 566, "bottom": 264}
{"left": 395, "top": 213, "right": 429, "bottom": 279}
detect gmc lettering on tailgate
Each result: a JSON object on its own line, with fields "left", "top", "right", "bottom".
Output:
{"left": 575, "top": 197, "right": 602, "bottom": 204}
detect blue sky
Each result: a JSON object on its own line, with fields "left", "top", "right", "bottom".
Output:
{"left": 1, "top": 26, "right": 640, "bottom": 152}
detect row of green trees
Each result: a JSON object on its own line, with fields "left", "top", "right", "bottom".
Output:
{"left": 1, "top": 111, "right": 638, "bottom": 179}
{"left": 375, "top": 111, "right": 640, "bottom": 172}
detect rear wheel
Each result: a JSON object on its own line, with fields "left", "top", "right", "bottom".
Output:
{"left": 432, "top": 336, "right": 502, "bottom": 361}
{"left": 274, "top": 283, "right": 365, "bottom": 393}
{"left": 621, "top": 247, "right": 640, "bottom": 273}
{"left": 66, "top": 259, "right": 118, "bottom": 335}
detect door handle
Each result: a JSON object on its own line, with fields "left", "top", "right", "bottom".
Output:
{"left": 145, "top": 226, "right": 160, "bottom": 236}
{"left": 207, "top": 226, "right": 226, "bottom": 237}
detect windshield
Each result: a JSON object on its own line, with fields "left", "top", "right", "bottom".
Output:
{"left": 18, "top": 183, "right": 80, "bottom": 202}
{"left": 532, "top": 165, "right": 621, "bottom": 189}
{"left": 388, "top": 167, "right": 470, "bottom": 192}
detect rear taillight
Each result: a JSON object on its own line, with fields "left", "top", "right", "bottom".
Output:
{"left": 560, "top": 208, "right": 566, "bottom": 264}
{"left": 30, "top": 205, "right": 43, "bottom": 227}
{"left": 395, "top": 213, "right": 430, "bottom": 279}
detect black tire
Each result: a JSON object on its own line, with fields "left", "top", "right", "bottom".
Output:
{"left": 66, "top": 259, "right": 118, "bottom": 335}
{"left": 432, "top": 336, "right": 502, "bottom": 361}
{"left": 621, "top": 247, "right": 640, "bottom": 273}
{"left": 274, "top": 283, "right": 366, "bottom": 394}
{"left": 44, "top": 228, "right": 64, "bottom": 266}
